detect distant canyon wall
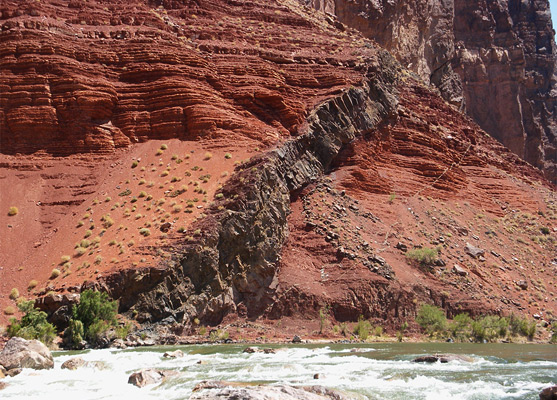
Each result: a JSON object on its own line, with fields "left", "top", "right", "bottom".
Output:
{"left": 301, "top": 0, "right": 557, "bottom": 184}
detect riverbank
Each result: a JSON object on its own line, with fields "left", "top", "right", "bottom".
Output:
{"left": 2, "top": 313, "right": 552, "bottom": 353}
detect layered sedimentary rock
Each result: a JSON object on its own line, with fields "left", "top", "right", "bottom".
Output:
{"left": 301, "top": 0, "right": 557, "bottom": 184}
{"left": 0, "top": 0, "right": 367, "bottom": 155}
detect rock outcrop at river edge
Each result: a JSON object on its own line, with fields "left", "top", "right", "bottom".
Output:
{"left": 301, "top": 0, "right": 557, "bottom": 185}
{"left": 0, "top": 0, "right": 555, "bottom": 336}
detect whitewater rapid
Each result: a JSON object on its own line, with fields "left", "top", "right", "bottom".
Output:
{"left": 1, "top": 343, "right": 555, "bottom": 400}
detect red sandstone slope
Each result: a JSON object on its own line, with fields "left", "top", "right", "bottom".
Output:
{"left": 0, "top": 0, "right": 555, "bottom": 335}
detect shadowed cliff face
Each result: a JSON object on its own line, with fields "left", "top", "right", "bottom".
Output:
{"left": 303, "top": 0, "right": 557, "bottom": 184}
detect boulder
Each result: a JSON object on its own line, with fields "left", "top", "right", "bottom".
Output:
{"left": 243, "top": 347, "right": 278, "bottom": 354}
{"left": 5, "top": 368, "right": 22, "bottom": 377}
{"left": 464, "top": 243, "right": 485, "bottom": 259}
{"left": 0, "top": 381, "right": 8, "bottom": 390}
{"left": 540, "top": 386, "right": 557, "bottom": 400}
{"left": 163, "top": 350, "right": 184, "bottom": 358}
{"left": 413, "top": 354, "right": 474, "bottom": 363}
{"left": 0, "top": 366, "right": 5, "bottom": 379}
{"left": 452, "top": 264, "right": 468, "bottom": 276}
{"left": 292, "top": 335, "right": 302, "bottom": 343}
{"left": 61, "top": 357, "right": 87, "bottom": 370}
{"left": 517, "top": 280, "right": 528, "bottom": 290}
{"left": 111, "top": 339, "right": 127, "bottom": 349}
{"left": 243, "top": 347, "right": 257, "bottom": 353}
{"left": 0, "top": 337, "right": 54, "bottom": 371}
{"left": 190, "top": 381, "right": 359, "bottom": 400}
{"left": 128, "top": 368, "right": 179, "bottom": 388}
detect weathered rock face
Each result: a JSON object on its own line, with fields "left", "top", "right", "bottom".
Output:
{"left": 302, "top": 0, "right": 557, "bottom": 184}
{"left": 0, "top": 337, "right": 54, "bottom": 371}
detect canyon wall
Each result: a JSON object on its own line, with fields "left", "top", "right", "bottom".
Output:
{"left": 301, "top": 0, "right": 557, "bottom": 184}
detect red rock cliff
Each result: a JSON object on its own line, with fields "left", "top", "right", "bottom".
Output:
{"left": 302, "top": 0, "right": 557, "bottom": 185}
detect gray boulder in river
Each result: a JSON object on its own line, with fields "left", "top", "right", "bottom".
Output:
{"left": 0, "top": 337, "right": 54, "bottom": 371}
{"left": 412, "top": 354, "right": 474, "bottom": 363}
{"left": 190, "top": 381, "right": 362, "bottom": 399}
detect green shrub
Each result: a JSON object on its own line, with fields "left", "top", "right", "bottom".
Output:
{"left": 406, "top": 247, "right": 438, "bottom": 268}
{"left": 449, "top": 313, "right": 472, "bottom": 340}
{"left": 69, "top": 289, "right": 117, "bottom": 346}
{"left": 471, "top": 315, "right": 509, "bottom": 342}
{"left": 209, "top": 329, "right": 229, "bottom": 342}
{"left": 67, "top": 319, "right": 84, "bottom": 345}
{"left": 416, "top": 304, "right": 447, "bottom": 336}
{"left": 550, "top": 321, "right": 557, "bottom": 344}
{"left": 7, "top": 300, "right": 56, "bottom": 345}
{"left": 353, "top": 316, "right": 372, "bottom": 340}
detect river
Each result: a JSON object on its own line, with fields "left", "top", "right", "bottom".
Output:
{"left": 1, "top": 343, "right": 555, "bottom": 399}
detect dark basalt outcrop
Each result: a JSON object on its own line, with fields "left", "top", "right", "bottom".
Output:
{"left": 87, "top": 54, "right": 400, "bottom": 325}
{"left": 302, "top": 0, "right": 557, "bottom": 185}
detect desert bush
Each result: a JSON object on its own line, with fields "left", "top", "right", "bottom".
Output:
{"left": 406, "top": 247, "right": 438, "bottom": 268}
{"left": 416, "top": 304, "right": 447, "bottom": 336}
{"left": 7, "top": 300, "right": 56, "bottom": 345}
{"left": 9, "top": 288, "right": 19, "bottom": 300}
{"left": 209, "top": 329, "right": 228, "bottom": 342}
{"left": 353, "top": 316, "right": 372, "bottom": 340}
{"left": 102, "top": 215, "right": 114, "bottom": 229}
{"left": 50, "top": 269, "right": 60, "bottom": 279}
{"left": 449, "top": 313, "right": 472, "bottom": 340}
{"left": 7, "top": 206, "right": 18, "bottom": 216}
{"left": 471, "top": 315, "right": 509, "bottom": 342}
{"left": 4, "top": 306, "right": 15, "bottom": 315}
{"left": 27, "top": 280, "right": 38, "bottom": 290}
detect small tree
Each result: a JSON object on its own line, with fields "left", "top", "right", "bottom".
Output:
{"left": 69, "top": 290, "right": 117, "bottom": 345}
{"left": 7, "top": 300, "right": 56, "bottom": 345}
{"left": 416, "top": 304, "right": 447, "bottom": 337}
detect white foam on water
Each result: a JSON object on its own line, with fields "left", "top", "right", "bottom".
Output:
{"left": 1, "top": 345, "right": 555, "bottom": 400}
